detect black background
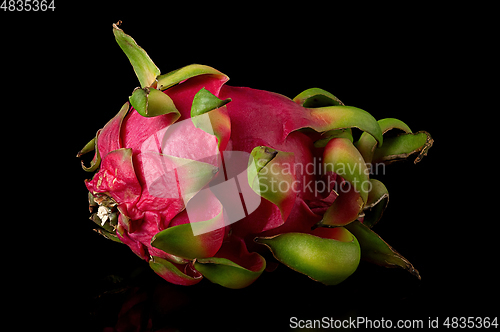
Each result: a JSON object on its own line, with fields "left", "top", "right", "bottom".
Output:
{"left": 3, "top": 3, "right": 495, "bottom": 331}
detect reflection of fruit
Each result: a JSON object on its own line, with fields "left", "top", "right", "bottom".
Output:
{"left": 78, "top": 22, "right": 433, "bottom": 288}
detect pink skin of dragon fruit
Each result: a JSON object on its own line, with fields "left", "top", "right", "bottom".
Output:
{"left": 81, "top": 23, "right": 432, "bottom": 288}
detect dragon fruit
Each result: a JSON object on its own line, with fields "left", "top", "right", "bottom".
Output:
{"left": 78, "top": 22, "right": 433, "bottom": 288}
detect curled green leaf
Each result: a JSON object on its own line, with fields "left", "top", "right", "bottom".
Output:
{"left": 323, "top": 137, "right": 370, "bottom": 204}
{"left": 194, "top": 257, "right": 264, "bottom": 289}
{"left": 378, "top": 118, "right": 412, "bottom": 134}
{"left": 314, "top": 128, "right": 353, "bottom": 148}
{"left": 113, "top": 22, "right": 160, "bottom": 88}
{"left": 372, "top": 131, "right": 433, "bottom": 164}
{"left": 191, "top": 88, "right": 231, "bottom": 117}
{"left": 317, "top": 183, "right": 364, "bottom": 227}
{"left": 256, "top": 231, "right": 360, "bottom": 285}
{"left": 79, "top": 130, "right": 101, "bottom": 172}
{"left": 308, "top": 106, "right": 383, "bottom": 147}
{"left": 293, "top": 88, "right": 344, "bottom": 108}
{"left": 151, "top": 209, "right": 225, "bottom": 260}
{"left": 248, "top": 146, "right": 296, "bottom": 222}
{"left": 362, "top": 179, "right": 389, "bottom": 228}
{"left": 356, "top": 118, "right": 412, "bottom": 163}
{"left": 194, "top": 237, "right": 266, "bottom": 289}
{"left": 149, "top": 256, "right": 202, "bottom": 286}
{"left": 247, "top": 146, "right": 277, "bottom": 191}
{"left": 345, "top": 221, "right": 420, "bottom": 279}
{"left": 76, "top": 136, "right": 95, "bottom": 158}
{"left": 129, "top": 87, "right": 181, "bottom": 119}
{"left": 190, "top": 88, "right": 232, "bottom": 151}
{"left": 157, "top": 64, "right": 228, "bottom": 91}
